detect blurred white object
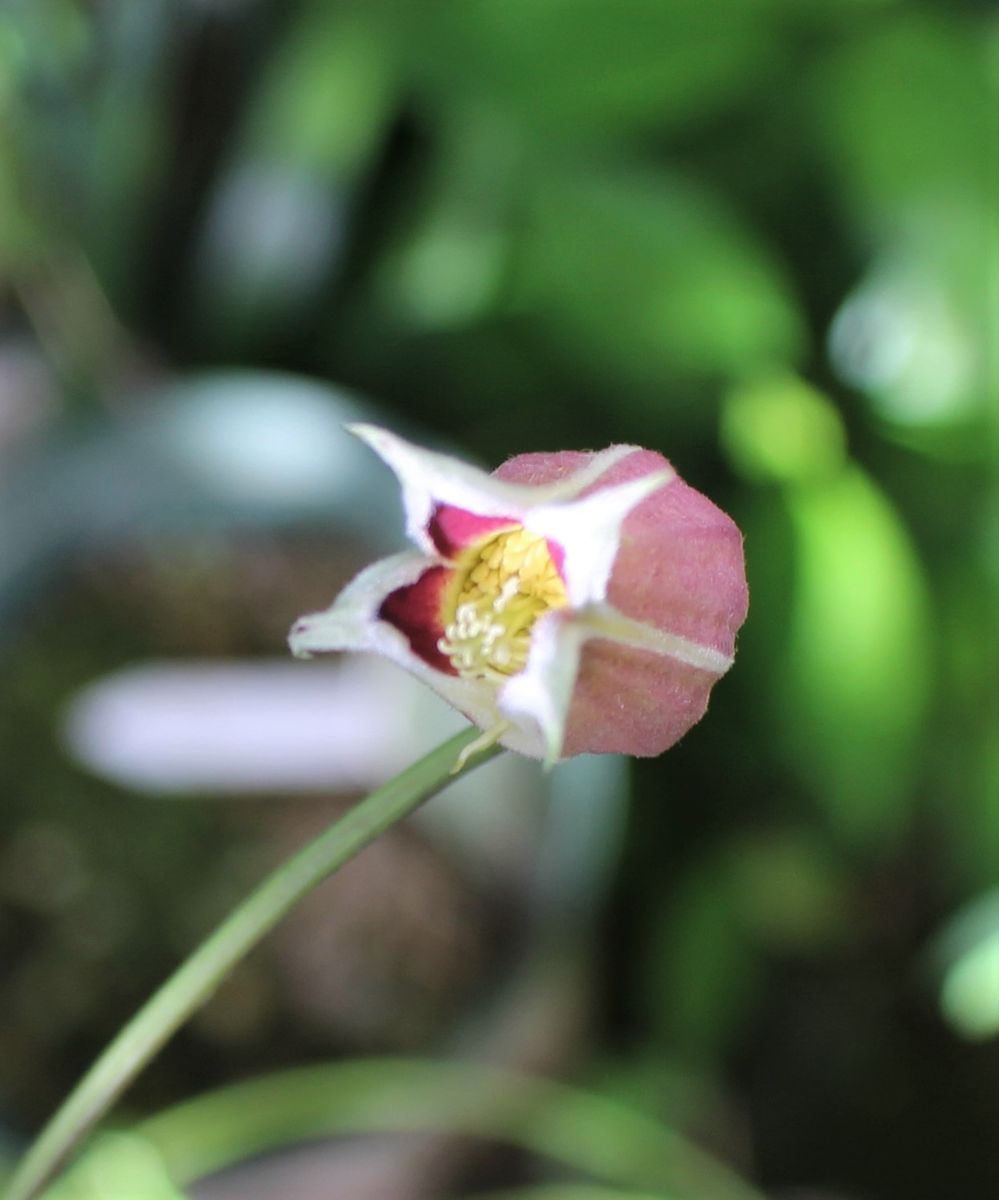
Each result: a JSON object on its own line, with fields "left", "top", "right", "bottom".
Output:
{"left": 932, "top": 890, "right": 999, "bottom": 1042}
{"left": 160, "top": 374, "right": 373, "bottom": 510}
{"left": 63, "top": 657, "right": 454, "bottom": 794}
{"left": 62, "top": 655, "right": 555, "bottom": 879}
{"left": 194, "top": 163, "right": 343, "bottom": 312}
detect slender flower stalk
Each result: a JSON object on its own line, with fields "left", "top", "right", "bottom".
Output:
{"left": 6, "top": 427, "right": 747, "bottom": 1200}
{"left": 1, "top": 729, "right": 500, "bottom": 1200}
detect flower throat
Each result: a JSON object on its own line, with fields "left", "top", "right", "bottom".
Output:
{"left": 438, "top": 527, "right": 567, "bottom": 681}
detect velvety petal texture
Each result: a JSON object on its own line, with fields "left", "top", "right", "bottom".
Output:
{"left": 290, "top": 426, "right": 748, "bottom": 765}
{"left": 493, "top": 449, "right": 747, "bottom": 757}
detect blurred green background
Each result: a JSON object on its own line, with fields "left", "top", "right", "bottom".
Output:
{"left": 1, "top": 1, "right": 996, "bottom": 1198}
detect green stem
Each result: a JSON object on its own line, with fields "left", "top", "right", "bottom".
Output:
{"left": 3, "top": 727, "right": 501, "bottom": 1200}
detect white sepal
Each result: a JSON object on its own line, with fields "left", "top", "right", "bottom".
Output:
{"left": 526, "top": 469, "right": 673, "bottom": 606}
{"left": 347, "top": 424, "right": 642, "bottom": 556}
{"left": 498, "top": 610, "right": 588, "bottom": 766}
{"left": 579, "top": 603, "right": 734, "bottom": 675}
{"left": 497, "top": 598, "right": 733, "bottom": 765}
{"left": 289, "top": 552, "right": 505, "bottom": 738}
{"left": 289, "top": 552, "right": 429, "bottom": 658}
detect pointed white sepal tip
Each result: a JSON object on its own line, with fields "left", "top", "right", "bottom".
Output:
{"left": 288, "top": 610, "right": 362, "bottom": 660}
{"left": 648, "top": 467, "right": 675, "bottom": 491}
{"left": 288, "top": 617, "right": 319, "bottom": 659}
{"left": 344, "top": 422, "right": 384, "bottom": 450}
{"left": 542, "top": 745, "right": 562, "bottom": 772}
{"left": 615, "top": 467, "right": 674, "bottom": 507}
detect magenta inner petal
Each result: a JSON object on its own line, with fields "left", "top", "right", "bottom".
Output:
{"left": 545, "top": 538, "right": 566, "bottom": 578}
{"left": 378, "top": 565, "right": 456, "bottom": 675}
{"left": 428, "top": 505, "right": 518, "bottom": 559}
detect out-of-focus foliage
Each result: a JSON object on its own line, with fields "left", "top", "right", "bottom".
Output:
{"left": 46, "top": 1059, "right": 767, "bottom": 1200}
{"left": 932, "top": 890, "right": 999, "bottom": 1042}
{"left": 1, "top": 1, "right": 996, "bottom": 1198}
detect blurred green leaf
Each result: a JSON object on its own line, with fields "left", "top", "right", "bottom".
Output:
{"left": 239, "top": 0, "right": 401, "bottom": 172}
{"left": 722, "top": 373, "right": 847, "bottom": 485}
{"left": 648, "top": 859, "right": 762, "bottom": 1061}
{"left": 0, "top": 132, "right": 44, "bottom": 269}
{"left": 412, "top": 1, "right": 785, "bottom": 145}
{"left": 816, "top": 13, "right": 991, "bottom": 221}
{"left": 0, "top": 4, "right": 79, "bottom": 269}
{"left": 724, "top": 830, "right": 851, "bottom": 953}
{"left": 827, "top": 199, "right": 993, "bottom": 457}
{"left": 940, "top": 935, "right": 999, "bottom": 1042}
{"left": 0, "top": 0, "right": 91, "bottom": 87}
{"left": 373, "top": 106, "right": 518, "bottom": 330}
{"left": 510, "top": 167, "right": 805, "bottom": 387}
{"left": 816, "top": 12, "right": 994, "bottom": 461}
{"left": 42, "top": 1132, "right": 188, "bottom": 1200}
{"left": 81, "top": 4, "right": 173, "bottom": 298}
{"left": 779, "top": 467, "right": 932, "bottom": 846}
{"left": 930, "top": 891, "right": 999, "bottom": 1042}
{"left": 646, "top": 828, "right": 850, "bottom": 1062}
{"left": 132, "top": 1059, "right": 765, "bottom": 1200}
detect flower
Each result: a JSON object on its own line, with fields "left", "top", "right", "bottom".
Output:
{"left": 290, "top": 425, "right": 748, "bottom": 766}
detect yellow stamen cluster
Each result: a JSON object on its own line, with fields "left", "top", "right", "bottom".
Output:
{"left": 438, "top": 526, "right": 568, "bottom": 681}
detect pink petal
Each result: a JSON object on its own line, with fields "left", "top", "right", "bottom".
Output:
{"left": 427, "top": 504, "right": 518, "bottom": 559}
{"left": 378, "top": 565, "right": 457, "bottom": 676}
{"left": 495, "top": 447, "right": 748, "bottom": 757}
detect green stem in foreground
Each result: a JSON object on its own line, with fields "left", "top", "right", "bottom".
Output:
{"left": 3, "top": 727, "right": 502, "bottom": 1200}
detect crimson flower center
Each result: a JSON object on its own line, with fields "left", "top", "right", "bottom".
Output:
{"left": 437, "top": 526, "right": 567, "bottom": 681}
